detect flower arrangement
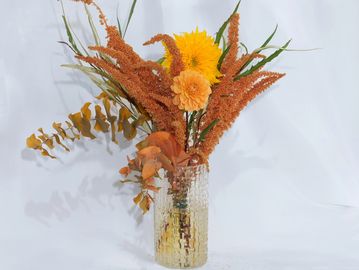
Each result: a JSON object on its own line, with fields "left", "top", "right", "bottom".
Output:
{"left": 26, "top": 0, "right": 294, "bottom": 267}
{"left": 27, "top": 0, "right": 289, "bottom": 213}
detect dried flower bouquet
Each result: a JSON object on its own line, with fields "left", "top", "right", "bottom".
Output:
{"left": 27, "top": 0, "right": 289, "bottom": 214}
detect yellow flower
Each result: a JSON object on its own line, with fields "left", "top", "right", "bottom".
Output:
{"left": 163, "top": 29, "right": 222, "bottom": 84}
{"left": 171, "top": 70, "right": 212, "bottom": 112}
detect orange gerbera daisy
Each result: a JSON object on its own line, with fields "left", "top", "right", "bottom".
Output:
{"left": 171, "top": 70, "right": 212, "bottom": 112}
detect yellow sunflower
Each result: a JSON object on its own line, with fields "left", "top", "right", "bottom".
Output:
{"left": 163, "top": 28, "right": 222, "bottom": 84}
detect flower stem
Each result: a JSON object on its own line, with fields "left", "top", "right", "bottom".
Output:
{"left": 185, "top": 112, "right": 189, "bottom": 152}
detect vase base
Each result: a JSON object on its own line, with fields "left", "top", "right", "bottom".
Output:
{"left": 155, "top": 257, "right": 207, "bottom": 269}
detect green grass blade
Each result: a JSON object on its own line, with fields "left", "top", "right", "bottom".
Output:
{"left": 199, "top": 119, "right": 219, "bottom": 142}
{"left": 260, "top": 24, "right": 278, "bottom": 49}
{"left": 221, "top": 35, "right": 227, "bottom": 51}
{"left": 117, "top": 3, "right": 123, "bottom": 37}
{"left": 62, "top": 15, "right": 80, "bottom": 54}
{"left": 84, "top": 4, "right": 100, "bottom": 45}
{"left": 157, "top": 57, "right": 165, "bottom": 64}
{"left": 235, "top": 39, "right": 291, "bottom": 81}
{"left": 239, "top": 25, "right": 278, "bottom": 72}
{"left": 58, "top": 41, "right": 77, "bottom": 54}
{"left": 217, "top": 45, "right": 231, "bottom": 70}
{"left": 60, "top": 0, "right": 83, "bottom": 55}
{"left": 215, "top": 0, "right": 241, "bottom": 44}
{"left": 188, "top": 111, "right": 198, "bottom": 131}
{"left": 124, "top": 0, "right": 138, "bottom": 38}
{"left": 240, "top": 42, "right": 248, "bottom": 54}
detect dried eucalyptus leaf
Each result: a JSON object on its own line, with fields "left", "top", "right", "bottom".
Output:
{"left": 65, "top": 121, "right": 80, "bottom": 141}
{"left": 94, "top": 105, "right": 110, "bottom": 132}
{"left": 133, "top": 192, "right": 143, "bottom": 205}
{"left": 43, "top": 137, "right": 54, "bottom": 150}
{"left": 81, "top": 102, "right": 92, "bottom": 121}
{"left": 119, "top": 107, "right": 132, "bottom": 121}
{"left": 52, "top": 122, "right": 67, "bottom": 139}
{"left": 53, "top": 134, "right": 70, "bottom": 152}
{"left": 139, "top": 195, "right": 150, "bottom": 214}
{"left": 41, "top": 149, "right": 56, "bottom": 159}
{"left": 103, "top": 98, "right": 118, "bottom": 144}
{"left": 68, "top": 112, "right": 82, "bottom": 132}
{"left": 68, "top": 112, "right": 96, "bottom": 139}
{"left": 26, "top": 134, "right": 42, "bottom": 149}
{"left": 80, "top": 118, "right": 96, "bottom": 139}
{"left": 123, "top": 119, "right": 137, "bottom": 140}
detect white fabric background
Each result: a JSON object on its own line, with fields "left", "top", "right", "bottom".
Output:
{"left": 0, "top": 0, "right": 358, "bottom": 269}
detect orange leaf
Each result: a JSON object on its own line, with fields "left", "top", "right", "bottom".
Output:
{"left": 142, "top": 160, "right": 161, "bottom": 179}
{"left": 146, "top": 131, "right": 189, "bottom": 166}
{"left": 145, "top": 177, "right": 155, "bottom": 185}
{"left": 119, "top": 166, "right": 131, "bottom": 176}
{"left": 157, "top": 153, "right": 174, "bottom": 172}
{"left": 138, "top": 146, "right": 161, "bottom": 161}
{"left": 136, "top": 139, "right": 148, "bottom": 150}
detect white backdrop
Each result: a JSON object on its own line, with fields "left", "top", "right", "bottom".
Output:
{"left": 1, "top": 0, "right": 359, "bottom": 269}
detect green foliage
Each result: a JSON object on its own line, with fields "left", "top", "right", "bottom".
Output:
{"left": 199, "top": 119, "right": 219, "bottom": 142}
{"left": 215, "top": 0, "right": 241, "bottom": 44}
{"left": 217, "top": 45, "right": 231, "bottom": 70}
{"left": 235, "top": 39, "right": 291, "bottom": 80}
{"left": 123, "top": 0, "right": 138, "bottom": 38}
{"left": 239, "top": 24, "right": 279, "bottom": 73}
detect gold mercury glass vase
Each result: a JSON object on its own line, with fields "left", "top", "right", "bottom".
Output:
{"left": 154, "top": 164, "right": 208, "bottom": 269}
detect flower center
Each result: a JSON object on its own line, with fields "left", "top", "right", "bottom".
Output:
{"left": 191, "top": 57, "right": 199, "bottom": 67}
{"left": 188, "top": 83, "right": 198, "bottom": 95}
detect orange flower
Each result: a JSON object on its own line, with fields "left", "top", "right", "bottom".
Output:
{"left": 171, "top": 70, "right": 212, "bottom": 112}
{"left": 119, "top": 166, "right": 131, "bottom": 176}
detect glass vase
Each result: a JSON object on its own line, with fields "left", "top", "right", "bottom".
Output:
{"left": 154, "top": 164, "right": 208, "bottom": 269}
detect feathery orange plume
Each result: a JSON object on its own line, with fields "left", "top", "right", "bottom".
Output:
{"left": 89, "top": 46, "right": 133, "bottom": 71}
{"left": 221, "top": 13, "right": 240, "bottom": 73}
{"left": 200, "top": 71, "right": 285, "bottom": 158}
{"left": 144, "top": 34, "right": 185, "bottom": 77}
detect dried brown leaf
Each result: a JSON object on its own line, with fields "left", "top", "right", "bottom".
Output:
{"left": 133, "top": 192, "right": 143, "bottom": 205}
{"left": 139, "top": 195, "right": 151, "bottom": 214}
{"left": 81, "top": 102, "right": 92, "bottom": 121}
{"left": 26, "top": 134, "right": 42, "bottom": 149}
{"left": 94, "top": 105, "right": 110, "bottom": 132}
{"left": 68, "top": 112, "right": 96, "bottom": 139}
{"left": 53, "top": 134, "right": 70, "bottom": 152}
{"left": 41, "top": 149, "right": 56, "bottom": 159}
{"left": 103, "top": 98, "right": 118, "bottom": 143}
{"left": 52, "top": 122, "right": 67, "bottom": 139}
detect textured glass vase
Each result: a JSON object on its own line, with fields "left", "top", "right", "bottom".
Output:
{"left": 154, "top": 164, "right": 208, "bottom": 269}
